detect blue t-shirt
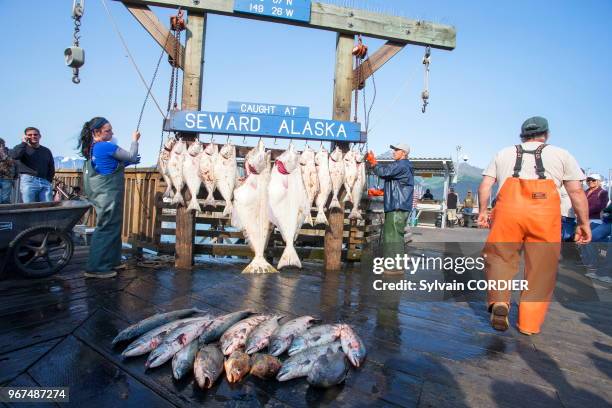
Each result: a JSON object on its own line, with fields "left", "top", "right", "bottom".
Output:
{"left": 91, "top": 142, "right": 120, "bottom": 175}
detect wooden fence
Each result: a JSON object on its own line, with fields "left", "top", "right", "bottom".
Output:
{"left": 55, "top": 167, "right": 382, "bottom": 262}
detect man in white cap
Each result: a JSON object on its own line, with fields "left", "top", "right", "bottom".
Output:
{"left": 585, "top": 173, "right": 609, "bottom": 224}
{"left": 366, "top": 144, "right": 414, "bottom": 268}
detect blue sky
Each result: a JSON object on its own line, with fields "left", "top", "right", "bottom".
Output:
{"left": 1, "top": 0, "right": 610, "bottom": 177}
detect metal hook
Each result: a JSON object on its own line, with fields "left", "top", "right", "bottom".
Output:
{"left": 226, "top": 134, "right": 230, "bottom": 144}
{"left": 243, "top": 135, "right": 247, "bottom": 144}
{"left": 274, "top": 138, "right": 278, "bottom": 145}
{"left": 72, "top": 68, "right": 80, "bottom": 84}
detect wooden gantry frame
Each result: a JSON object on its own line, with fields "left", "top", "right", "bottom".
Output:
{"left": 114, "top": 0, "right": 456, "bottom": 270}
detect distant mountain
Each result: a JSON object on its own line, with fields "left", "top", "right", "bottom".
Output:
{"left": 54, "top": 156, "right": 84, "bottom": 169}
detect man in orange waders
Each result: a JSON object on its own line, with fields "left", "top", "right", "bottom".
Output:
{"left": 478, "top": 116, "right": 591, "bottom": 335}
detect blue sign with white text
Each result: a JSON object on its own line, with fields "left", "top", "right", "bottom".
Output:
{"left": 233, "top": 0, "right": 311, "bottom": 23}
{"left": 227, "top": 101, "right": 309, "bottom": 118}
{"left": 164, "top": 110, "right": 364, "bottom": 143}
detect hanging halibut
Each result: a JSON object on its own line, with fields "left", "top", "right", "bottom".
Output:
{"left": 328, "top": 145, "right": 345, "bottom": 209}
{"left": 299, "top": 146, "right": 319, "bottom": 226}
{"left": 198, "top": 142, "right": 218, "bottom": 207}
{"left": 343, "top": 150, "right": 358, "bottom": 203}
{"left": 314, "top": 146, "right": 332, "bottom": 225}
{"left": 158, "top": 137, "right": 176, "bottom": 199}
{"left": 168, "top": 140, "right": 186, "bottom": 206}
{"left": 183, "top": 141, "right": 203, "bottom": 212}
{"left": 349, "top": 151, "right": 367, "bottom": 220}
{"left": 231, "top": 140, "right": 277, "bottom": 274}
{"left": 268, "top": 142, "right": 311, "bottom": 269}
{"left": 214, "top": 142, "right": 237, "bottom": 217}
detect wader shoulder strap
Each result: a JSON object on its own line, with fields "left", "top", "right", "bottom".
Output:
{"left": 512, "top": 145, "right": 523, "bottom": 178}
{"left": 533, "top": 144, "right": 548, "bottom": 179}
{"left": 513, "top": 144, "right": 548, "bottom": 179}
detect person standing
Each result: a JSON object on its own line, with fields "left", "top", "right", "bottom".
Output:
{"left": 366, "top": 144, "right": 414, "bottom": 267}
{"left": 446, "top": 187, "right": 458, "bottom": 227}
{"left": 421, "top": 189, "right": 434, "bottom": 200}
{"left": 10, "top": 127, "right": 55, "bottom": 203}
{"left": 0, "top": 138, "right": 17, "bottom": 204}
{"left": 462, "top": 191, "right": 475, "bottom": 227}
{"left": 78, "top": 117, "right": 140, "bottom": 279}
{"left": 478, "top": 116, "right": 590, "bottom": 335}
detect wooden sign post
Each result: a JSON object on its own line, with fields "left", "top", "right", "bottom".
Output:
{"left": 174, "top": 12, "right": 206, "bottom": 269}
{"left": 116, "top": 0, "right": 456, "bottom": 270}
{"left": 324, "top": 33, "right": 353, "bottom": 271}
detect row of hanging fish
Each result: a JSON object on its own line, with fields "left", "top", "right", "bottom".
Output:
{"left": 158, "top": 138, "right": 237, "bottom": 216}
{"left": 113, "top": 308, "right": 366, "bottom": 389}
{"left": 231, "top": 140, "right": 367, "bottom": 272}
{"left": 158, "top": 138, "right": 367, "bottom": 272}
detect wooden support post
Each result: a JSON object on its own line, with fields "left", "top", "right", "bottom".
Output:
{"left": 123, "top": 3, "right": 185, "bottom": 68}
{"left": 352, "top": 41, "right": 404, "bottom": 90}
{"left": 175, "top": 12, "right": 206, "bottom": 270}
{"left": 324, "top": 33, "right": 353, "bottom": 271}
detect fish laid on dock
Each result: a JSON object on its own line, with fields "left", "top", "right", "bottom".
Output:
{"left": 276, "top": 341, "right": 342, "bottom": 381}
{"left": 220, "top": 314, "right": 271, "bottom": 356}
{"left": 112, "top": 308, "right": 202, "bottom": 346}
{"left": 314, "top": 146, "right": 332, "bottom": 225}
{"left": 269, "top": 316, "right": 320, "bottom": 356}
{"left": 214, "top": 142, "right": 238, "bottom": 216}
{"left": 287, "top": 324, "right": 342, "bottom": 356}
{"left": 172, "top": 339, "right": 199, "bottom": 380}
{"left": 231, "top": 140, "right": 277, "bottom": 274}
{"left": 268, "top": 142, "right": 311, "bottom": 269}
{"left": 121, "top": 316, "right": 210, "bottom": 358}
{"left": 183, "top": 141, "right": 204, "bottom": 212}
{"left": 224, "top": 350, "right": 251, "bottom": 383}
{"left": 339, "top": 324, "right": 367, "bottom": 367}
{"left": 146, "top": 317, "right": 213, "bottom": 368}
{"left": 307, "top": 349, "right": 349, "bottom": 388}
{"left": 198, "top": 310, "right": 253, "bottom": 344}
{"left": 300, "top": 146, "right": 319, "bottom": 226}
{"left": 249, "top": 354, "right": 282, "bottom": 379}
{"left": 194, "top": 345, "right": 224, "bottom": 389}
{"left": 328, "top": 145, "right": 345, "bottom": 209}
{"left": 158, "top": 137, "right": 176, "bottom": 199}
{"left": 245, "top": 315, "right": 284, "bottom": 355}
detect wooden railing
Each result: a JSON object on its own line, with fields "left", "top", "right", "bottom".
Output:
{"left": 55, "top": 168, "right": 382, "bottom": 261}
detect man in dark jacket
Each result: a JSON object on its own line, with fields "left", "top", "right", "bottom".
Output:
{"left": 10, "top": 127, "right": 55, "bottom": 203}
{"left": 366, "top": 143, "right": 414, "bottom": 264}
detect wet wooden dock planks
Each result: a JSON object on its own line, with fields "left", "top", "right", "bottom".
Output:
{"left": 0, "top": 247, "right": 610, "bottom": 407}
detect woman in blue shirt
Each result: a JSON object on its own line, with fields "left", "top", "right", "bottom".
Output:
{"left": 78, "top": 117, "right": 140, "bottom": 278}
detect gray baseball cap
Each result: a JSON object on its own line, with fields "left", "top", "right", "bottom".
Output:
{"left": 520, "top": 116, "right": 549, "bottom": 137}
{"left": 390, "top": 143, "right": 410, "bottom": 155}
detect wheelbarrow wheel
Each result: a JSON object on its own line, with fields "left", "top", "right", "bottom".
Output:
{"left": 11, "top": 226, "right": 74, "bottom": 278}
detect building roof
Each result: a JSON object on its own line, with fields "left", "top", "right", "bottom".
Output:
{"left": 377, "top": 156, "right": 455, "bottom": 175}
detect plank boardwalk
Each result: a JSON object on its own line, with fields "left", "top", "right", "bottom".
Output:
{"left": 0, "top": 245, "right": 610, "bottom": 407}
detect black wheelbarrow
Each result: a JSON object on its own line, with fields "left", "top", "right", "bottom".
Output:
{"left": 0, "top": 200, "right": 92, "bottom": 278}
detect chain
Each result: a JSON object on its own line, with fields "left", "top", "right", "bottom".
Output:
{"left": 352, "top": 35, "right": 368, "bottom": 123}
{"left": 71, "top": 0, "right": 84, "bottom": 84}
{"left": 168, "top": 10, "right": 184, "bottom": 115}
{"left": 421, "top": 46, "right": 431, "bottom": 113}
